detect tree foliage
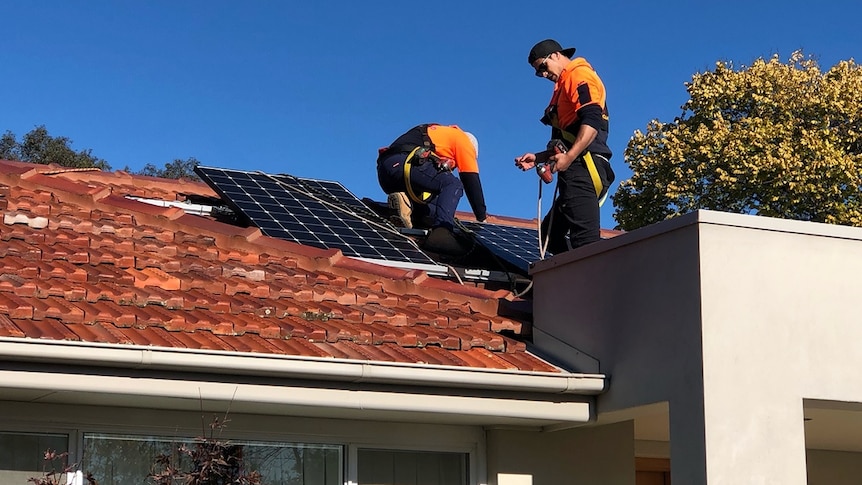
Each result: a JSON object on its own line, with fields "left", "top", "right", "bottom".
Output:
{"left": 138, "top": 157, "right": 202, "bottom": 181}
{"left": 614, "top": 51, "right": 862, "bottom": 231}
{"left": 1, "top": 125, "right": 110, "bottom": 170}
{"left": 1, "top": 125, "right": 203, "bottom": 180}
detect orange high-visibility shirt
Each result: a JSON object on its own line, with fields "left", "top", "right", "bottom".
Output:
{"left": 426, "top": 125, "right": 479, "bottom": 174}
{"left": 551, "top": 58, "right": 607, "bottom": 133}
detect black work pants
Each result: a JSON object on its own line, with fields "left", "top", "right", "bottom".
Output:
{"left": 542, "top": 153, "right": 614, "bottom": 253}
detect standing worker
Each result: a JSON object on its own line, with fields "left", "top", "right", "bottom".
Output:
{"left": 514, "top": 39, "right": 615, "bottom": 252}
{"left": 377, "top": 123, "right": 487, "bottom": 254}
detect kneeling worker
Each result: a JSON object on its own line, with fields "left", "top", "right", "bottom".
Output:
{"left": 377, "top": 124, "right": 487, "bottom": 254}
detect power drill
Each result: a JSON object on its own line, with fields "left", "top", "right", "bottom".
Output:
{"left": 415, "top": 147, "right": 455, "bottom": 172}
{"left": 534, "top": 139, "right": 567, "bottom": 184}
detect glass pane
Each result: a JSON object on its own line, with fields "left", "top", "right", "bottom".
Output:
{"left": 0, "top": 432, "right": 69, "bottom": 484}
{"left": 83, "top": 433, "right": 342, "bottom": 485}
{"left": 358, "top": 449, "right": 468, "bottom": 485}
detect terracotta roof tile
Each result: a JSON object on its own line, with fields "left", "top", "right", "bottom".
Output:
{"left": 38, "top": 279, "right": 88, "bottom": 301}
{"left": 0, "top": 292, "right": 34, "bottom": 319}
{"left": 13, "top": 317, "right": 80, "bottom": 341}
{"left": 0, "top": 161, "right": 562, "bottom": 373}
{"left": 0, "top": 314, "right": 27, "bottom": 338}
{"left": 75, "top": 300, "right": 124, "bottom": 324}
{"left": 272, "top": 336, "right": 331, "bottom": 358}
{"left": 33, "top": 296, "right": 85, "bottom": 323}
{"left": 274, "top": 315, "right": 327, "bottom": 341}
{"left": 0, "top": 273, "right": 37, "bottom": 297}
{"left": 129, "top": 327, "right": 183, "bottom": 348}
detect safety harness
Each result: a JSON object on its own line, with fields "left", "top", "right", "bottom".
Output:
{"left": 402, "top": 146, "right": 433, "bottom": 204}
{"left": 379, "top": 124, "right": 454, "bottom": 205}
{"left": 553, "top": 125, "right": 609, "bottom": 207}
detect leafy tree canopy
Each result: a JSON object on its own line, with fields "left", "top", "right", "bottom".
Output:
{"left": 613, "top": 51, "right": 862, "bottom": 231}
{"left": 138, "top": 157, "right": 201, "bottom": 181}
{"left": 1, "top": 125, "right": 110, "bottom": 170}
{"left": 1, "top": 125, "right": 202, "bottom": 180}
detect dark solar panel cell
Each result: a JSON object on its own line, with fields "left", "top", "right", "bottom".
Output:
{"left": 280, "top": 221, "right": 307, "bottom": 233}
{"left": 376, "top": 247, "right": 403, "bottom": 258}
{"left": 317, "top": 234, "right": 344, "bottom": 246}
{"left": 340, "top": 235, "right": 366, "bottom": 246}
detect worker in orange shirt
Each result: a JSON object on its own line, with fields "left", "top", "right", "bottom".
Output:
{"left": 515, "top": 39, "right": 615, "bottom": 252}
{"left": 377, "top": 124, "right": 487, "bottom": 254}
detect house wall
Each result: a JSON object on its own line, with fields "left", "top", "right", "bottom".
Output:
{"left": 486, "top": 421, "right": 635, "bottom": 485}
{"left": 531, "top": 213, "right": 707, "bottom": 482}
{"left": 531, "top": 210, "right": 862, "bottom": 485}
{"left": 695, "top": 214, "right": 862, "bottom": 484}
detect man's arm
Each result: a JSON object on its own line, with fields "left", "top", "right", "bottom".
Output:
{"left": 459, "top": 172, "right": 487, "bottom": 222}
{"left": 551, "top": 104, "right": 602, "bottom": 172}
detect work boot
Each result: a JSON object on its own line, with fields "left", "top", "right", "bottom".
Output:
{"left": 388, "top": 192, "right": 412, "bottom": 229}
{"left": 421, "top": 226, "right": 468, "bottom": 256}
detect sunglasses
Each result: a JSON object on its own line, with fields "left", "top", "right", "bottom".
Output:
{"left": 534, "top": 54, "right": 552, "bottom": 77}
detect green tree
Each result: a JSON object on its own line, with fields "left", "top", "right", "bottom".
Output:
{"left": 614, "top": 51, "right": 862, "bottom": 231}
{"left": 138, "top": 157, "right": 202, "bottom": 181}
{"left": 1, "top": 125, "right": 110, "bottom": 170}
{"left": 0, "top": 131, "right": 17, "bottom": 159}
{"left": 2, "top": 126, "right": 204, "bottom": 180}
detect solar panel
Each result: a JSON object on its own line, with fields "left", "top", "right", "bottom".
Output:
{"left": 458, "top": 221, "right": 550, "bottom": 273}
{"left": 271, "top": 175, "right": 383, "bottom": 222}
{"left": 195, "top": 166, "right": 445, "bottom": 273}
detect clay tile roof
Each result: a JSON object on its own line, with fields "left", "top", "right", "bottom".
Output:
{"left": 0, "top": 160, "right": 560, "bottom": 373}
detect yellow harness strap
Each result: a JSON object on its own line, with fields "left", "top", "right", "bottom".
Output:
{"left": 560, "top": 132, "right": 607, "bottom": 207}
{"left": 582, "top": 151, "right": 608, "bottom": 207}
{"left": 403, "top": 147, "right": 432, "bottom": 204}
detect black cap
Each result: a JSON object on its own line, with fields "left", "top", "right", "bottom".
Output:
{"left": 528, "top": 39, "right": 576, "bottom": 65}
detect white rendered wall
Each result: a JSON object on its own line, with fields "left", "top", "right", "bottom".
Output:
{"left": 531, "top": 210, "right": 862, "bottom": 485}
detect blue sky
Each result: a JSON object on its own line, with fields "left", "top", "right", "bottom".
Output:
{"left": 3, "top": 1, "right": 860, "bottom": 229}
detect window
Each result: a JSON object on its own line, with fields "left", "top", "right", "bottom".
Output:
{"left": 1, "top": 426, "right": 474, "bottom": 484}
{"left": 0, "top": 432, "right": 69, "bottom": 484}
{"left": 358, "top": 449, "right": 468, "bottom": 485}
{"left": 83, "top": 433, "right": 342, "bottom": 485}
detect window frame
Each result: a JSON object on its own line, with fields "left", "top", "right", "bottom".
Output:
{"left": 1, "top": 406, "right": 485, "bottom": 485}
{"left": 347, "top": 441, "right": 481, "bottom": 485}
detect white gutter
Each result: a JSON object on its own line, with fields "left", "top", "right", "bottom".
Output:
{"left": 0, "top": 369, "right": 592, "bottom": 423}
{"left": 0, "top": 338, "right": 606, "bottom": 395}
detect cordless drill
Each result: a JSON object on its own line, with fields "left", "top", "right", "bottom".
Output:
{"left": 534, "top": 139, "right": 567, "bottom": 184}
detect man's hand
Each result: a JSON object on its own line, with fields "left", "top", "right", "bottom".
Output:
{"left": 550, "top": 151, "right": 577, "bottom": 173}
{"left": 515, "top": 153, "right": 537, "bottom": 171}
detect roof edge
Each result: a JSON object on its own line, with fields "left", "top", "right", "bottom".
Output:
{"left": 0, "top": 338, "right": 606, "bottom": 395}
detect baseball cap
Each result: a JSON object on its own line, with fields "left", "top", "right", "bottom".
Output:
{"left": 528, "top": 39, "right": 576, "bottom": 65}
